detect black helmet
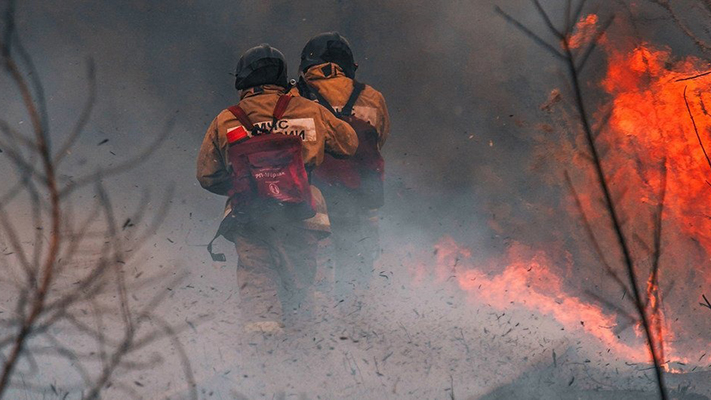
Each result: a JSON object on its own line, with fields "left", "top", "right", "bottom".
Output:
{"left": 234, "top": 44, "right": 288, "bottom": 90}
{"left": 299, "top": 32, "right": 358, "bottom": 78}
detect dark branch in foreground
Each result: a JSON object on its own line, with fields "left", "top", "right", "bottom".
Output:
{"left": 0, "top": 2, "right": 196, "bottom": 398}
{"left": 497, "top": 1, "right": 668, "bottom": 399}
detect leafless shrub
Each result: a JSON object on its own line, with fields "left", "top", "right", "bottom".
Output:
{"left": 496, "top": 1, "right": 669, "bottom": 399}
{"left": 0, "top": 1, "right": 197, "bottom": 398}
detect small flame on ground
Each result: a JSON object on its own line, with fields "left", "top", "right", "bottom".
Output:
{"left": 430, "top": 237, "right": 649, "bottom": 363}
{"left": 578, "top": 15, "right": 711, "bottom": 364}
{"left": 405, "top": 13, "right": 711, "bottom": 371}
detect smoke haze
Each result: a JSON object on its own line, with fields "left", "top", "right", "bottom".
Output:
{"left": 2, "top": 0, "right": 711, "bottom": 398}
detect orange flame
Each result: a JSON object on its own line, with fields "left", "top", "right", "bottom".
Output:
{"left": 568, "top": 14, "right": 606, "bottom": 50}
{"left": 431, "top": 237, "right": 649, "bottom": 362}
{"left": 562, "top": 15, "right": 711, "bottom": 366}
{"left": 601, "top": 43, "right": 711, "bottom": 257}
{"left": 404, "top": 14, "right": 711, "bottom": 369}
{"left": 591, "top": 29, "right": 711, "bottom": 369}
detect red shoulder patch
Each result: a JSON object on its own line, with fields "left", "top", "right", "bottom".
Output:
{"left": 227, "top": 126, "right": 249, "bottom": 143}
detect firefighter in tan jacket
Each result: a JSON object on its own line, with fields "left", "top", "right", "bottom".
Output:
{"left": 295, "top": 32, "right": 390, "bottom": 308}
{"left": 197, "top": 44, "right": 358, "bottom": 333}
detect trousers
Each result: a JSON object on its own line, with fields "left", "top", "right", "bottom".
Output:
{"left": 231, "top": 221, "right": 318, "bottom": 325}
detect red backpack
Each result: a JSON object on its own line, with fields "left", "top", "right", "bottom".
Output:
{"left": 226, "top": 94, "right": 315, "bottom": 219}
{"left": 208, "top": 94, "right": 315, "bottom": 262}
{"left": 300, "top": 80, "right": 385, "bottom": 209}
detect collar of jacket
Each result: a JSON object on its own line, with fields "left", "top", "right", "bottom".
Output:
{"left": 240, "top": 84, "right": 288, "bottom": 100}
{"left": 303, "top": 62, "right": 346, "bottom": 81}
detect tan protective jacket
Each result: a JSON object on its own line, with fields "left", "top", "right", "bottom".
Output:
{"left": 295, "top": 62, "right": 390, "bottom": 149}
{"left": 197, "top": 84, "right": 358, "bottom": 234}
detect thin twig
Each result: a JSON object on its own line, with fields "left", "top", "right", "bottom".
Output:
{"left": 494, "top": 6, "right": 566, "bottom": 60}
{"left": 683, "top": 86, "right": 711, "bottom": 173}
{"left": 532, "top": 0, "right": 564, "bottom": 39}
{"left": 564, "top": 171, "right": 630, "bottom": 293}
{"left": 150, "top": 316, "right": 198, "bottom": 400}
{"left": 675, "top": 70, "right": 711, "bottom": 82}
{"left": 649, "top": 0, "right": 711, "bottom": 53}
{"left": 0, "top": 2, "right": 187, "bottom": 398}
{"left": 54, "top": 58, "right": 96, "bottom": 164}
{"left": 0, "top": 4, "right": 63, "bottom": 390}
{"left": 572, "top": 0, "right": 589, "bottom": 27}
{"left": 646, "top": 160, "right": 667, "bottom": 366}
{"left": 701, "top": 294, "right": 711, "bottom": 310}
{"left": 561, "top": 25, "right": 668, "bottom": 400}
{"left": 649, "top": 161, "right": 667, "bottom": 292}
{"left": 58, "top": 118, "right": 174, "bottom": 199}
{"left": 584, "top": 290, "right": 637, "bottom": 324}
{"left": 575, "top": 15, "right": 615, "bottom": 71}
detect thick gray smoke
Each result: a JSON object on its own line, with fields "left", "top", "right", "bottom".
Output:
{"left": 2, "top": 0, "right": 711, "bottom": 398}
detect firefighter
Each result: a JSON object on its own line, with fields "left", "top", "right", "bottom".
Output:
{"left": 295, "top": 32, "right": 391, "bottom": 309}
{"left": 197, "top": 44, "right": 358, "bottom": 334}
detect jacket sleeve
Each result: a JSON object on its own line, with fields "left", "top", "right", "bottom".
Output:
{"left": 321, "top": 106, "right": 358, "bottom": 157}
{"left": 196, "top": 117, "right": 232, "bottom": 196}
{"left": 375, "top": 91, "right": 390, "bottom": 149}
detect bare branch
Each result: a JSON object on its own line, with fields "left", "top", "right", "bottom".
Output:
{"left": 649, "top": 0, "right": 711, "bottom": 53}
{"left": 575, "top": 15, "right": 615, "bottom": 71}
{"left": 0, "top": 204, "right": 35, "bottom": 284}
{"left": 564, "top": 171, "right": 630, "bottom": 294}
{"left": 684, "top": 86, "right": 711, "bottom": 173}
{"left": 59, "top": 118, "right": 174, "bottom": 198}
{"left": 584, "top": 290, "right": 638, "bottom": 323}
{"left": 701, "top": 294, "right": 711, "bottom": 310}
{"left": 499, "top": 3, "right": 670, "bottom": 398}
{"left": 150, "top": 315, "right": 198, "bottom": 400}
{"left": 532, "top": 0, "right": 565, "bottom": 39}
{"left": 0, "top": 119, "right": 39, "bottom": 150}
{"left": 53, "top": 58, "right": 96, "bottom": 164}
{"left": 494, "top": 6, "right": 566, "bottom": 60}
{"left": 675, "top": 70, "right": 711, "bottom": 82}
{"left": 0, "top": 3, "right": 182, "bottom": 397}
{"left": 572, "top": 0, "right": 589, "bottom": 27}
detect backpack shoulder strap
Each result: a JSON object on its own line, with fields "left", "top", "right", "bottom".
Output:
{"left": 341, "top": 81, "right": 365, "bottom": 116}
{"left": 296, "top": 78, "right": 312, "bottom": 99}
{"left": 227, "top": 105, "right": 254, "bottom": 130}
{"left": 306, "top": 83, "right": 339, "bottom": 116}
{"left": 273, "top": 94, "right": 292, "bottom": 120}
